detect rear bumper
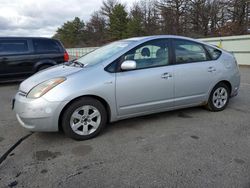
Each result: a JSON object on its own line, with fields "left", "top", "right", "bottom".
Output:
{"left": 230, "top": 70, "right": 240, "bottom": 98}
{"left": 230, "top": 86, "right": 239, "bottom": 97}
{"left": 13, "top": 93, "right": 68, "bottom": 132}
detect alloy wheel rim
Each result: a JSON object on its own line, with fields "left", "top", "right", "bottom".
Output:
{"left": 70, "top": 105, "right": 101, "bottom": 136}
{"left": 212, "top": 87, "right": 228, "bottom": 109}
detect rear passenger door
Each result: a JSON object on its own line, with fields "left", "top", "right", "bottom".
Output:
{"left": 172, "top": 39, "right": 218, "bottom": 106}
{"left": 32, "top": 39, "right": 64, "bottom": 66}
{"left": 0, "top": 39, "right": 33, "bottom": 79}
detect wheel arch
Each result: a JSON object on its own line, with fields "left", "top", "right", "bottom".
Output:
{"left": 205, "top": 80, "right": 232, "bottom": 111}
{"left": 58, "top": 95, "right": 111, "bottom": 132}
{"left": 216, "top": 80, "right": 232, "bottom": 94}
{"left": 205, "top": 80, "right": 232, "bottom": 104}
{"left": 34, "top": 60, "right": 57, "bottom": 72}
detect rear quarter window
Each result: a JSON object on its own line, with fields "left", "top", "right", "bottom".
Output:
{"left": 205, "top": 45, "right": 222, "bottom": 60}
{"left": 33, "top": 39, "right": 61, "bottom": 53}
{"left": 0, "top": 39, "right": 29, "bottom": 54}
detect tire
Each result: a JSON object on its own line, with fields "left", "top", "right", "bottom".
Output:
{"left": 37, "top": 65, "right": 52, "bottom": 72}
{"left": 206, "top": 82, "right": 230, "bottom": 111}
{"left": 61, "top": 97, "right": 107, "bottom": 140}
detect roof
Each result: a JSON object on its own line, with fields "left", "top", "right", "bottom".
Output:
{"left": 123, "top": 35, "right": 199, "bottom": 42}
{"left": 121, "top": 35, "right": 224, "bottom": 53}
{"left": 0, "top": 36, "right": 52, "bottom": 40}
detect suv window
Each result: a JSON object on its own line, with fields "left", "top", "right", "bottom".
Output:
{"left": 123, "top": 39, "right": 169, "bottom": 69}
{"left": 33, "top": 39, "right": 60, "bottom": 53}
{"left": 204, "top": 45, "right": 222, "bottom": 60}
{"left": 0, "top": 40, "right": 29, "bottom": 54}
{"left": 174, "top": 39, "right": 208, "bottom": 64}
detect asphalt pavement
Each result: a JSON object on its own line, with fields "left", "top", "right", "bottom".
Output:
{"left": 0, "top": 66, "right": 250, "bottom": 188}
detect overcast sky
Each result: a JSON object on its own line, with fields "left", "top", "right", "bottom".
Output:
{"left": 0, "top": 0, "right": 134, "bottom": 37}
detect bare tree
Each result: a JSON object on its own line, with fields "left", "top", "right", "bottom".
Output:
{"left": 54, "top": 0, "right": 250, "bottom": 47}
{"left": 157, "top": 0, "right": 188, "bottom": 35}
{"left": 86, "top": 11, "right": 107, "bottom": 46}
{"left": 140, "top": 0, "right": 160, "bottom": 35}
{"left": 227, "top": 0, "right": 248, "bottom": 34}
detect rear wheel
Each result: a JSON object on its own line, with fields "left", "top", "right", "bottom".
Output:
{"left": 37, "top": 65, "right": 52, "bottom": 72}
{"left": 206, "top": 82, "right": 230, "bottom": 111}
{"left": 61, "top": 97, "right": 107, "bottom": 140}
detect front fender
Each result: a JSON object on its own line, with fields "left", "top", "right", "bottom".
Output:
{"left": 42, "top": 66, "right": 118, "bottom": 122}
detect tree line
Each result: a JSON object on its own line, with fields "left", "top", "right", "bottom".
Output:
{"left": 53, "top": 0, "right": 250, "bottom": 48}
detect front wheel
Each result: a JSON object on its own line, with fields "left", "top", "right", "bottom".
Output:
{"left": 206, "top": 83, "right": 230, "bottom": 111}
{"left": 61, "top": 97, "right": 107, "bottom": 140}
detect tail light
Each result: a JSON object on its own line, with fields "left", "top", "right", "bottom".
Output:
{"left": 64, "top": 51, "right": 69, "bottom": 62}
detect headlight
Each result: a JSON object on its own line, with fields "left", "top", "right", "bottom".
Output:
{"left": 27, "top": 77, "right": 66, "bottom": 99}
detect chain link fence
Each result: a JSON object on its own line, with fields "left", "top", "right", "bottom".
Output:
{"left": 66, "top": 47, "right": 98, "bottom": 60}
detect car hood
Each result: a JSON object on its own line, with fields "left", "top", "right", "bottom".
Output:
{"left": 19, "top": 65, "right": 82, "bottom": 93}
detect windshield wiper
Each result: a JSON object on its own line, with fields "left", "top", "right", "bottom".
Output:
{"left": 72, "top": 60, "right": 84, "bottom": 68}
{"left": 65, "top": 59, "right": 84, "bottom": 68}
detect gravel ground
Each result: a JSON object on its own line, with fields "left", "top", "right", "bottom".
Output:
{"left": 0, "top": 66, "right": 250, "bottom": 188}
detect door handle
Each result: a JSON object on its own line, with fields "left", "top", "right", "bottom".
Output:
{"left": 161, "top": 72, "right": 172, "bottom": 79}
{"left": 208, "top": 66, "right": 216, "bottom": 72}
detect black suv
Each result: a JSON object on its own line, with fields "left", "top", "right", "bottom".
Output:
{"left": 0, "top": 37, "right": 69, "bottom": 82}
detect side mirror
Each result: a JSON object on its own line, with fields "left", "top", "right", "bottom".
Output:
{"left": 121, "top": 60, "right": 136, "bottom": 71}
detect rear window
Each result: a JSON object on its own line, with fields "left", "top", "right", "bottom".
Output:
{"left": 205, "top": 45, "right": 222, "bottom": 60}
{"left": 33, "top": 39, "right": 61, "bottom": 53}
{"left": 0, "top": 40, "right": 29, "bottom": 54}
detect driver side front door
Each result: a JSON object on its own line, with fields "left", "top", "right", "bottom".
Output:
{"left": 115, "top": 39, "right": 174, "bottom": 117}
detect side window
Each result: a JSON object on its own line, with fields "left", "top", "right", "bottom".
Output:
{"left": 123, "top": 39, "right": 169, "bottom": 69}
{"left": 0, "top": 40, "right": 29, "bottom": 54}
{"left": 33, "top": 39, "right": 60, "bottom": 53}
{"left": 174, "top": 40, "right": 208, "bottom": 64}
{"left": 204, "top": 45, "right": 222, "bottom": 60}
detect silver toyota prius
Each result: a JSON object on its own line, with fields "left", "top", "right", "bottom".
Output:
{"left": 13, "top": 35, "right": 240, "bottom": 140}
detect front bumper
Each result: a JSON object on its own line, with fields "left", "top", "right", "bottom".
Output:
{"left": 13, "top": 92, "right": 68, "bottom": 132}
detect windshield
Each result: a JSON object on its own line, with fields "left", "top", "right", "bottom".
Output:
{"left": 76, "top": 41, "right": 132, "bottom": 66}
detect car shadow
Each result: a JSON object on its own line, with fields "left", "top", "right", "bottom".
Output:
{"left": 34, "top": 131, "right": 71, "bottom": 142}
{"left": 104, "top": 106, "right": 206, "bottom": 134}
{"left": 33, "top": 106, "right": 205, "bottom": 142}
